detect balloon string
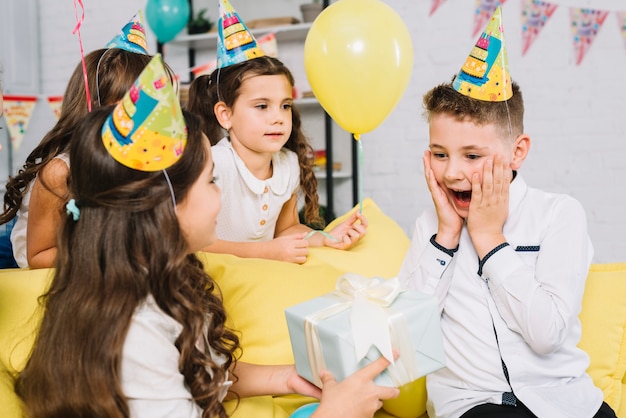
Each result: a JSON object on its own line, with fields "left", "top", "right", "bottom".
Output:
{"left": 73, "top": 0, "right": 92, "bottom": 112}
{"left": 354, "top": 134, "right": 364, "bottom": 214}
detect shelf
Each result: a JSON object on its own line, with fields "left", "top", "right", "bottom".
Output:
{"left": 315, "top": 170, "right": 352, "bottom": 180}
{"left": 169, "top": 23, "right": 312, "bottom": 49}
{"left": 294, "top": 97, "right": 320, "bottom": 107}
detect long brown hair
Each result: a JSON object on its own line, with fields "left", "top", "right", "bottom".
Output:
{"left": 15, "top": 108, "right": 239, "bottom": 418}
{"left": 186, "top": 56, "right": 323, "bottom": 228}
{"left": 0, "top": 48, "right": 154, "bottom": 224}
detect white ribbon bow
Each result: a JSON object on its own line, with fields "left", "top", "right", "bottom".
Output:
{"left": 334, "top": 273, "right": 403, "bottom": 363}
{"left": 303, "top": 273, "right": 416, "bottom": 387}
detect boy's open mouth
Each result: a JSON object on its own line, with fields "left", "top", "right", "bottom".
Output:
{"left": 454, "top": 190, "right": 472, "bottom": 202}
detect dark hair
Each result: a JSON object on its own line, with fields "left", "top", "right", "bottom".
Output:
{"left": 423, "top": 77, "right": 525, "bottom": 141}
{"left": 15, "top": 108, "right": 239, "bottom": 418}
{"left": 0, "top": 49, "right": 155, "bottom": 225}
{"left": 186, "top": 56, "right": 323, "bottom": 228}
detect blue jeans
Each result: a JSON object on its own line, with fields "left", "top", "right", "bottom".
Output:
{"left": 0, "top": 217, "right": 18, "bottom": 269}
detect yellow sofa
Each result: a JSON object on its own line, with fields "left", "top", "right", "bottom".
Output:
{"left": 1, "top": 199, "right": 625, "bottom": 418}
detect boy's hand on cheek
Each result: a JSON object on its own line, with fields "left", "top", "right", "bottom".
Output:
{"left": 467, "top": 155, "right": 511, "bottom": 258}
{"left": 423, "top": 151, "right": 462, "bottom": 248}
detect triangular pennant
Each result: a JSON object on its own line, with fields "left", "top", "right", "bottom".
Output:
{"left": 105, "top": 11, "right": 149, "bottom": 55}
{"left": 472, "top": 0, "right": 507, "bottom": 38}
{"left": 429, "top": 0, "right": 447, "bottom": 16}
{"left": 2, "top": 95, "right": 37, "bottom": 152}
{"left": 521, "top": 0, "right": 558, "bottom": 56}
{"left": 47, "top": 96, "right": 63, "bottom": 120}
{"left": 618, "top": 11, "right": 626, "bottom": 53}
{"left": 454, "top": 6, "right": 512, "bottom": 102}
{"left": 102, "top": 54, "right": 187, "bottom": 172}
{"left": 216, "top": 0, "right": 265, "bottom": 68}
{"left": 570, "top": 8, "right": 609, "bottom": 65}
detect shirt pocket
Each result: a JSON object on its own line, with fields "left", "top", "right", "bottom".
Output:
{"left": 514, "top": 245, "right": 540, "bottom": 268}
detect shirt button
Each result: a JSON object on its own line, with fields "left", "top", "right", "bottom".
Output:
{"left": 263, "top": 186, "right": 269, "bottom": 193}
{"left": 260, "top": 219, "right": 266, "bottom": 226}
{"left": 262, "top": 204, "right": 268, "bottom": 211}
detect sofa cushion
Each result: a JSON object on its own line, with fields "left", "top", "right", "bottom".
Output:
{"left": 198, "top": 198, "right": 423, "bottom": 417}
{"left": 578, "top": 262, "right": 626, "bottom": 417}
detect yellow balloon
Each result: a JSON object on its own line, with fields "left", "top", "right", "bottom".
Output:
{"left": 381, "top": 377, "right": 427, "bottom": 418}
{"left": 304, "top": 0, "right": 413, "bottom": 135}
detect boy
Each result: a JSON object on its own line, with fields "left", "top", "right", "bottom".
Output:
{"left": 398, "top": 7, "right": 615, "bottom": 418}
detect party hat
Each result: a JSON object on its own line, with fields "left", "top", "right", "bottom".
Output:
{"left": 216, "top": 0, "right": 265, "bottom": 68}
{"left": 453, "top": 6, "right": 512, "bottom": 102}
{"left": 102, "top": 54, "right": 187, "bottom": 172}
{"left": 105, "top": 11, "right": 149, "bottom": 55}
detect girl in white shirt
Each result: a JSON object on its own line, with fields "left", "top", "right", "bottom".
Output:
{"left": 187, "top": 56, "right": 368, "bottom": 264}
{"left": 15, "top": 75, "right": 398, "bottom": 417}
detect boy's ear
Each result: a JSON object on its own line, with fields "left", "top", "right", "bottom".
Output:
{"left": 213, "top": 102, "right": 232, "bottom": 130}
{"left": 510, "top": 134, "right": 530, "bottom": 170}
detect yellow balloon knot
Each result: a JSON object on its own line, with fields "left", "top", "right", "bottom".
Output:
{"left": 353, "top": 134, "right": 361, "bottom": 141}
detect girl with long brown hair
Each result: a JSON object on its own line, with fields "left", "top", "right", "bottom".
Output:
{"left": 15, "top": 54, "right": 398, "bottom": 416}
{"left": 187, "top": 56, "right": 368, "bottom": 264}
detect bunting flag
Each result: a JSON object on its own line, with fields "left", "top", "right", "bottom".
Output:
{"left": 521, "top": 0, "right": 558, "bottom": 56}
{"left": 473, "top": 0, "right": 507, "bottom": 38}
{"left": 430, "top": 0, "right": 447, "bottom": 16}
{"left": 47, "top": 96, "right": 63, "bottom": 120}
{"left": 570, "top": 8, "right": 609, "bottom": 65}
{"left": 2, "top": 95, "right": 37, "bottom": 152}
{"left": 619, "top": 12, "right": 626, "bottom": 52}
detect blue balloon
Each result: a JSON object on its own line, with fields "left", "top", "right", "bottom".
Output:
{"left": 145, "top": 0, "right": 190, "bottom": 43}
{"left": 290, "top": 402, "right": 320, "bottom": 418}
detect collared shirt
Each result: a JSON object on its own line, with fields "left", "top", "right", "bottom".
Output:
{"left": 212, "top": 138, "right": 300, "bottom": 242}
{"left": 11, "top": 152, "right": 69, "bottom": 268}
{"left": 398, "top": 175, "right": 603, "bottom": 418}
{"left": 122, "top": 296, "right": 231, "bottom": 418}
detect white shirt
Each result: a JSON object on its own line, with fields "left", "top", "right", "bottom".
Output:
{"left": 212, "top": 138, "right": 300, "bottom": 242}
{"left": 122, "top": 296, "right": 231, "bottom": 418}
{"left": 11, "top": 152, "right": 69, "bottom": 268}
{"left": 398, "top": 175, "right": 603, "bottom": 418}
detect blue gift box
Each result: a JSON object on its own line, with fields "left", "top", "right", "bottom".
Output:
{"left": 285, "top": 274, "right": 445, "bottom": 388}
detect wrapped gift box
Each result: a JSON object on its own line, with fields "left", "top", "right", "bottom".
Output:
{"left": 285, "top": 274, "right": 445, "bottom": 388}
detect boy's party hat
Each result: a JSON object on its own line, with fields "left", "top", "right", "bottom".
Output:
{"left": 216, "top": 0, "right": 265, "bottom": 68}
{"left": 453, "top": 6, "right": 512, "bottom": 102}
{"left": 102, "top": 54, "right": 187, "bottom": 172}
{"left": 105, "top": 11, "right": 149, "bottom": 55}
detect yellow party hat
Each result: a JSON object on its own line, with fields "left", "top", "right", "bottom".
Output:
{"left": 216, "top": 0, "right": 265, "bottom": 68}
{"left": 453, "top": 6, "right": 512, "bottom": 102}
{"left": 105, "top": 11, "right": 149, "bottom": 55}
{"left": 101, "top": 54, "right": 187, "bottom": 171}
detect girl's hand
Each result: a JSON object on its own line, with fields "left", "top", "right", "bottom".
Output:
{"left": 467, "top": 154, "right": 511, "bottom": 258}
{"left": 423, "top": 151, "right": 462, "bottom": 248}
{"left": 269, "top": 233, "right": 310, "bottom": 264}
{"left": 324, "top": 212, "right": 368, "bottom": 250}
{"left": 312, "top": 356, "right": 400, "bottom": 418}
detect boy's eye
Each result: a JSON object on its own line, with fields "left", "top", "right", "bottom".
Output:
{"left": 467, "top": 154, "right": 480, "bottom": 160}
{"left": 432, "top": 153, "right": 446, "bottom": 159}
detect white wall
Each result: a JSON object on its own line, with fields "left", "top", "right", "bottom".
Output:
{"left": 1, "top": 0, "right": 625, "bottom": 263}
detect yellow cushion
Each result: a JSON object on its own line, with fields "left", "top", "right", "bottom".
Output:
{"left": 0, "top": 267, "right": 52, "bottom": 418}
{"left": 198, "top": 198, "right": 416, "bottom": 417}
{"left": 578, "top": 262, "right": 626, "bottom": 417}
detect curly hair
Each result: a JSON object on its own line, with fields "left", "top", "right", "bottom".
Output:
{"left": 186, "top": 56, "right": 323, "bottom": 228}
{"left": 15, "top": 108, "right": 240, "bottom": 418}
{"left": 423, "top": 77, "right": 525, "bottom": 141}
{"left": 0, "top": 49, "right": 155, "bottom": 225}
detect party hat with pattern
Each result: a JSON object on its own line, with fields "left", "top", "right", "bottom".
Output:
{"left": 102, "top": 54, "right": 187, "bottom": 171}
{"left": 216, "top": 0, "right": 265, "bottom": 68}
{"left": 105, "top": 11, "right": 149, "bottom": 55}
{"left": 453, "top": 6, "right": 512, "bottom": 102}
